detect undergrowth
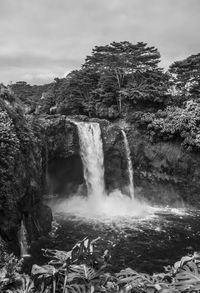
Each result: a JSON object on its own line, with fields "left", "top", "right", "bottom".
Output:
{"left": 1, "top": 237, "right": 200, "bottom": 292}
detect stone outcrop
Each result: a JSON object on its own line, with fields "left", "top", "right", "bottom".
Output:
{"left": 99, "top": 122, "right": 130, "bottom": 193}
{"left": 127, "top": 127, "right": 200, "bottom": 206}
{"left": 42, "top": 115, "right": 84, "bottom": 196}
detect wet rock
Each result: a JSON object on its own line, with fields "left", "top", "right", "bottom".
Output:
{"left": 101, "top": 124, "right": 129, "bottom": 193}
{"left": 43, "top": 114, "right": 129, "bottom": 195}
{"left": 43, "top": 115, "right": 84, "bottom": 196}
{"left": 43, "top": 115, "right": 80, "bottom": 160}
{"left": 127, "top": 127, "right": 200, "bottom": 206}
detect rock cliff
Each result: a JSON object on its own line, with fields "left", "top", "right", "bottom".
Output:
{"left": 43, "top": 115, "right": 130, "bottom": 196}
{"left": 0, "top": 85, "right": 52, "bottom": 254}
{"left": 127, "top": 127, "right": 200, "bottom": 206}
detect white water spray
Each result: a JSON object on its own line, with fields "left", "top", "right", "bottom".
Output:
{"left": 121, "top": 130, "right": 134, "bottom": 199}
{"left": 19, "top": 220, "right": 30, "bottom": 258}
{"left": 75, "top": 122, "right": 106, "bottom": 200}
{"left": 51, "top": 121, "right": 149, "bottom": 218}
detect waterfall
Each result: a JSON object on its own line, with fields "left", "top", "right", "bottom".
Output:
{"left": 121, "top": 130, "right": 135, "bottom": 199}
{"left": 51, "top": 121, "right": 148, "bottom": 218}
{"left": 75, "top": 122, "right": 106, "bottom": 199}
{"left": 19, "top": 220, "right": 30, "bottom": 258}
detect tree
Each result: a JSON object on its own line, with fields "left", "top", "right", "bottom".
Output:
{"left": 169, "top": 53, "right": 200, "bottom": 102}
{"left": 83, "top": 41, "right": 161, "bottom": 113}
{"left": 125, "top": 69, "right": 170, "bottom": 107}
{"left": 56, "top": 69, "right": 99, "bottom": 116}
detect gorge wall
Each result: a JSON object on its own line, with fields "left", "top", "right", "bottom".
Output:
{"left": 0, "top": 85, "right": 52, "bottom": 254}
{"left": 44, "top": 115, "right": 130, "bottom": 197}
{"left": 44, "top": 114, "right": 200, "bottom": 207}
{"left": 127, "top": 127, "right": 200, "bottom": 207}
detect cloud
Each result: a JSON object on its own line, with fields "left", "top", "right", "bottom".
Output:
{"left": 0, "top": 0, "right": 200, "bottom": 84}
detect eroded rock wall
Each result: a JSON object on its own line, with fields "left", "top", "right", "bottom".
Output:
{"left": 43, "top": 115, "right": 84, "bottom": 196}
{"left": 0, "top": 86, "right": 52, "bottom": 254}
{"left": 43, "top": 115, "right": 130, "bottom": 196}
{"left": 127, "top": 127, "right": 200, "bottom": 206}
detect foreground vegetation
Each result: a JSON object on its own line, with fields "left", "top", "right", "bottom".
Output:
{"left": 1, "top": 237, "right": 200, "bottom": 293}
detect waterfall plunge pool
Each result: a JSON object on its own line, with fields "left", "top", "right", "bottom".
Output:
{"left": 26, "top": 206, "right": 200, "bottom": 274}
{"left": 25, "top": 121, "right": 200, "bottom": 274}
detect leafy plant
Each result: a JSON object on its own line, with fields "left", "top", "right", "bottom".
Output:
{"left": 2, "top": 237, "right": 200, "bottom": 293}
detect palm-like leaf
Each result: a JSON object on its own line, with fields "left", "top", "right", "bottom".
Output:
{"left": 174, "top": 258, "right": 200, "bottom": 292}
{"left": 64, "top": 284, "right": 88, "bottom": 293}
{"left": 42, "top": 237, "right": 100, "bottom": 268}
{"left": 67, "top": 265, "right": 98, "bottom": 282}
{"left": 31, "top": 264, "right": 57, "bottom": 278}
{"left": 14, "top": 275, "right": 35, "bottom": 293}
{"left": 116, "top": 268, "right": 170, "bottom": 292}
{"left": 116, "top": 268, "right": 154, "bottom": 285}
{"left": 31, "top": 264, "right": 58, "bottom": 293}
{"left": 42, "top": 249, "right": 72, "bottom": 266}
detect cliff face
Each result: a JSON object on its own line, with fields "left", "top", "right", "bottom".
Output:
{"left": 0, "top": 108, "right": 130, "bottom": 253}
{"left": 100, "top": 122, "right": 130, "bottom": 194}
{"left": 127, "top": 127, "right": 200, "bottom": 206}
{"left": 21, "top": 112, "right": 200, "bottom": 207}
{"left": 43, "top": 115, "right": 83, "bottom": 196}
{"left": 43, "top": 115, "right": 130, "bottom": 196}
{"left": 0, "top": 86, "right": 52, "bottom": 254}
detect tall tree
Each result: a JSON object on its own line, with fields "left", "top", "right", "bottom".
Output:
{"left": 83, "top": 41, "right": 161, "bottom": 112}
{"left": 125, "top": 69, "right": 170, "bottom": 106}
{"left": 169, "top": 53, "right": 200, "bottom": 101}
{"left": 56, "top": 68, "right": 99, "bottom": 116}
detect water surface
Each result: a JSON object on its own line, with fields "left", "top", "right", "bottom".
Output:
{"left": 28, "top": 207, "right": 200, "bottom": 274}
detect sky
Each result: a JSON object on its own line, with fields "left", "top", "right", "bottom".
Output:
{"left": 0, "top": 0, "right": 200, "bottom": 85}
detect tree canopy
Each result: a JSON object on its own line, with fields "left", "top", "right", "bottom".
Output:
{"left": 169, "top": 53, "right": 200, "bottom": 101}
{"left": 10, "top": 41, "right": 200, "bottom": 150}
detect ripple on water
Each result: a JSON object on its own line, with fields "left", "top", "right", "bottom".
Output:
{"left": 26, "top": 205, "right": 200, "bottom": 274}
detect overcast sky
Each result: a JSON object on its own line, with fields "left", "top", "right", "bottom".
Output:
{"left": 0, "top": 0, "right": 200, "bottom": 85}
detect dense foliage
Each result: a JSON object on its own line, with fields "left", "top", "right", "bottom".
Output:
{"left": 141, "top": 100, "right": 200, "bottom": 150}
{"left": 0, "top": 84, "right": 46, "bottom": 244}
{"left": 1, "top": 237, "right": 200, "bottom": 293}
{"left": 9, "top": 41, "right": 200, "bottom": 150}
{"left": 10, "top": 82, "right": 51, "bottom": 112}
{"left": 11, "top": 42, "right": 169, "bottom": 118}
{"left": 169, "top": 53, "right": 200, "bottom": 103}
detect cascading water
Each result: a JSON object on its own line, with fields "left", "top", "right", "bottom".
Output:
{"left": 75, "top": 122, "right": 106, "bottom": 200}
{"left": 19, "top": 220, "right": 30, "bottom": 258}
{"left": 51, "top": 120, "right": 148, "bottom": 218}
{"left": 42, "top": 121, "right": 191, "bottom": 274}
{"left": 121, "top": 130, "right": 134, "bottom": 199}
